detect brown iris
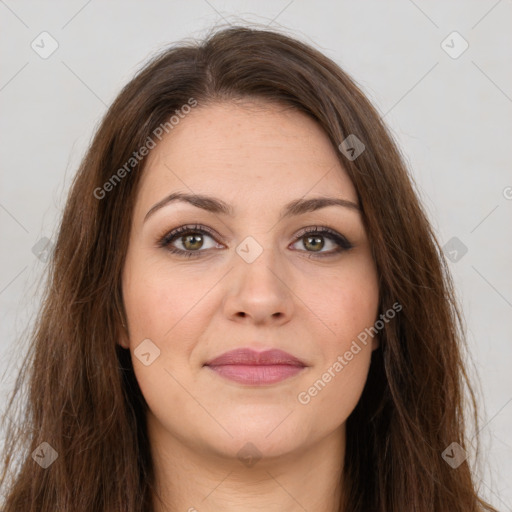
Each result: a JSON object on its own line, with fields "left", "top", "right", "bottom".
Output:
{"left": 303, "top": 235, "right": 324, "bottom": 252}
{"left": 181, "top": 234, "right": 204, "bottom": 251}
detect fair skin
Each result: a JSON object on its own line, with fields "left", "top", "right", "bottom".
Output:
{"left": 119, "top": 100, "right": 380, "bottom": 512}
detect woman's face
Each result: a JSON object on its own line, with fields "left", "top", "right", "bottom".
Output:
{"left": 120, "top": 100, "right": 379, "bottom": 461}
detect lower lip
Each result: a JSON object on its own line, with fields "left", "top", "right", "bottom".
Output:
{"left": 206, "top": 364, "right": 305, "bottom": 385}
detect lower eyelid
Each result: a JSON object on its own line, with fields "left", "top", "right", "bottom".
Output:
{"left": 161, "top": 230, "right": 352, "bottom": 257}
{"left": 162, "top": 231, "right": 218, "bottom": 251}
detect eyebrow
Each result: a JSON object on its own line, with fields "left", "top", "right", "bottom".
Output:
{"left": 144, "top": 192, "right": 360, "bottom": 223}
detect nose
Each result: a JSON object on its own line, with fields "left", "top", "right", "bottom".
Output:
{"left": 222, "top": 243, "right": 295, "bottom": 326}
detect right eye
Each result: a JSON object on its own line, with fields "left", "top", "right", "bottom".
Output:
{"left": 158, "top": 224, "right": 223, "bottom": 258}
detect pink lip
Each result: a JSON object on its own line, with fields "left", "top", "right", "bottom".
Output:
{"left": 204, "top": 348, "right": 307, "bottom": 385}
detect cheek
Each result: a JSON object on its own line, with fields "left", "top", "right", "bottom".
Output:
{"left": 295, "top": 254, "right": 378, "bottom": 422}
{"left": 122, "top": 257, "right": 219, "bottom": 397}
{"left": 123, "top": 257, "right": 214, "bottom": 340}
{"left": 297, "top": 344, "right": 372, "bottom": 438}
{"left": 122, "top": 258, "right": 206, "bottom": 415}
{"left": 305, "top": 252, "right": 379, "bottom": 346}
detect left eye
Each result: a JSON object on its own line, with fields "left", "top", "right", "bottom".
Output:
{"left": 291, "top": 232, "right": 341, "bottom": 253}
{"left": 290, "top": 227, "right": 353, "bottom": 257}
{"left": 158, "top": 225, "right": 353, "bottom": 258}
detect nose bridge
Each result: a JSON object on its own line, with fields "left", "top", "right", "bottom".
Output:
{"left": 235, "top": 233, "right": 285, "bottom": 291}
{"left": 224, "top": 233, "right": 294, "bottom": 323}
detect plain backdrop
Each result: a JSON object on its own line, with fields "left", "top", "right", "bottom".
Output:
{"left": 1, "top": 1, "right": 511, "bottom": 509}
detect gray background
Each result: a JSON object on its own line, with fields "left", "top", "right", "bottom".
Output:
{"left": 1, "top": 1, "right": 511, "bottom": 508}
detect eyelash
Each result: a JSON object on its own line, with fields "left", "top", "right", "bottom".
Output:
{"left": 157, "top": 224, "right": 354, "bottom": 259}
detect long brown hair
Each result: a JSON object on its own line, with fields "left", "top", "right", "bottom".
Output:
{"left": 0, "top": 25, "right": 498, "bottom": 511}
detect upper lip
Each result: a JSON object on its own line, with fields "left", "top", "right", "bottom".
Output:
{"left": 204, "top": 348, "right": 306, "bottom": 367}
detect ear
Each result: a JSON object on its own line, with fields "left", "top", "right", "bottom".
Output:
{"left": 117, "top": 330, "right": 130, "bottom": 349}
{"left": 371, "top": 333, "right": 380, "bottom": 351}
{"left": 116, "top": 315, "right": 131, "bottom": 349}
{"left": 116, "top": 297, "right": 130, "bottom": 349}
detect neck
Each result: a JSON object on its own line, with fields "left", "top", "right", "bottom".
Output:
{"left": 148, "top": 417, "right": 345, "bottom": 512}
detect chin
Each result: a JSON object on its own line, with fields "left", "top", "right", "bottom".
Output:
{"left": 196, "top": 418, "right": 310, "bottom": 463}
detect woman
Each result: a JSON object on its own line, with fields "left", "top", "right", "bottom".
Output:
{"left": 0, "top": 26, "right": 498, "bottom": 511}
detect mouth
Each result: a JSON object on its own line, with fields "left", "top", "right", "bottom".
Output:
{"left": 203, "top": 348, "right": 307, "bottom": 386}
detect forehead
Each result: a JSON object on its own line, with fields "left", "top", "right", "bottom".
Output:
{"left": 136, "top": 101, "right": 357, "bottom": 212}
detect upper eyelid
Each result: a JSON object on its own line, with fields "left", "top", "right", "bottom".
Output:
{"left": 160, "top": 224, "right": 350, "bottom": 248}
{"left": 162, "top": 224, "right": 342, "bottom": 238}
